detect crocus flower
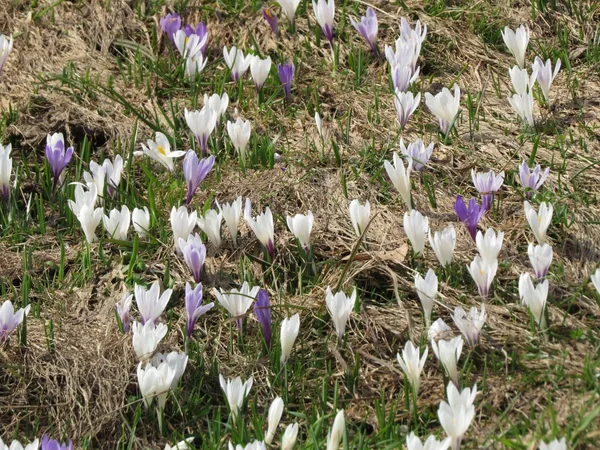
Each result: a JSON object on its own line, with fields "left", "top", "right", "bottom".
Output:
{"left": 383, "top": 153, "right": 412, "bottom": 209}
{"left": 68, "top": 183, "right": 98, "bottom": 217}
{"left": 281, "top": 423, "right": 299, "bottom": 450}
{"left": 135, "top": 280, "right": 172, "bottom": 325}
{"left": 414, "top": 269, "right": 438, "bottom": 327}
{"left": 254, "top": 289, "right": 272, "bottom": 348}
{"left": 83, "top": 161, "right": 105, "bottom": 204}
{"left": 452, "top": 305, "right": 486, "bottom": 347}
{"left": 132, "top": 319, "right": 168, "bottom": 361}
{"left": 103, "top": 154, "right": 124, "bottom": 197}
{"left": 0, "top": 34, "right": 14, "bottom": 77}
{"left": 312, "top": 0, "right": 336, "bottom": 46}
{"left": 350, "top": 7, "right": 378, "bottom": 55}
{"left": 454, "top": 195, "right": 484, "bottom": 241}
{"left": 325, "top": 287, "right": 356, "bottom": 346}
{"left": 524, "top": 201, "right": 553, "bottom": 244}
{"left": 401, "top": 138, "right": 433, "bottom": 171}
{"left": 217, "top": 196, "right": 243, "bottom": 246}
{"left": 203, "top": 93, "right": 229, "bottom": 127}
{"left": 45, "top": 133, "right": 74, "bottom": 189}
{"left": 179, "top": 233, "right": 206, "bottom": 283}
{"left": 184, "top": 107, "right": 217, "bottom": 157}
{"left": 399, "top": 17, "right": 427, "bottom": 46}
{"left": 250, "top": 55, "right": 272, "bottom": 91}
{"left": 432, "top": 335, "right": 463, "bottom": 387}
{"left": 139, "top": 132, "right": 186, "bottom": 172}
{"left": 75, "top": 204, "right": 104, "bottom": 244}
{"left": 183, "top": 151, "right": 214, "bottom": 205}
{"left": 475, "top": 228, "right": 504, "bottom": 264}
{"left": 518, "top": 161, "right": 549, "bottom": 197}
{"left": 428, "top": 318, "right": 453, "bottom": 342}
{"left": 287, "top": 211, "right": 314, "bottom": 251}
{"left": 116, "top": 292, "right": 133, "bottom": 333}
{"left": 406, "top": 432, "right": 451, "bottom": 450}
{"left": 151, "top": 351, "right": 188, "bottom": 389}
{"left": 280, "top": 312, "right": 300, "bottom": 365}
{"left": 265, "top": 397, "right": 284, "bottom": 445}
{"left": 277, "top": 62, "right": 295, "bottom": 103}
{"left": 223, "top": 46, "right": 252, "bottom": 81}
{"left": 184, "top": 21, "right": 208, "bottom": 54}
{"left": 173, "top": 29, "right": 205, "bottom": 59}
{"left": 185, "top": 52, "right": 208, "bottom": 81}
{"left": 103, "top": 205, "right": 130, "bottom": 240}
{"left": 245, "top": 198, "right": 275, "bottom": 259}
{"left": 213, "top": 281, "right": 260, "bottom": 330}
{"left": 385, "top": 40, "right": 420, "bottom": 75}
{"left": 219, "top": 374, "right": 253, "bottom": 419}
{"left": 41, "top": 436, "right": 72, "bottom": 450}
{"left": 185, "top": 282, "right": 214, "bottom": 339}
{"left": 533, "top": 56, "right": 561, "bottom": 102}
{"left": 471, "top": 169, "right": 504, "bottom": 211}
{"left": 0, "top": 143, "right": 12, "bottom": 202}
{"left": 348, "top": 199, "right": 370, "bottom": 238}
{"left": 519, "top": 272, "right": 548, "bottom": 330}
{"left": 508, "top": 65, "right": 537, "bottom": 96}
{"left": 326, "top": 409, "right": 345, "bottom": 450}
{"left": 277, "top": 0, "right": 301, "bottom": 28}
{"left": 197, "top": 209, "right": 223, "bottom": 248}
{"left": 132, "top": 206, "right": 151, "bottom": 238}
{"left": 137, "top": 360, "right": 175, "bottom": 410}
{"left": 164, "top": 438, "right": 195, "bottom": 450}
{"left": 391, "top": 64, "right": 420, "bottom": 93}
{"left": 438, "top": 382, "right": 477, "bottom": 450}
{"left": 429, "top": 225, "right": 456, "bottom": 267}
{"left": 539, "top": 438, "right": 566, "bottom": 450}
{"left": 315, "top": 112, "right": 324, "bottom": 137}
{"left": 467, "top": 255, "right": 498, "bottom": 298}
{"left": 171, "top": 206, "right": 197, "bottom": 252}
{"left": 228, "top": 442, "right": 266, "bottom": 450}
{"left": 508, "top": 91, "right": 535, "bottom": 127}
{"left": 396, "top": 341, "right": 427, "bottom": 396}
{"left": 404, "top": 209, "right": 429, "bottom": 255}
{"left": 394, "top": 90, "right": 421, "bottom": 129}
{"left": 262, "top": 8, "right": 279, "bottom": 37}
{"left": 0, "top": 300, "right": 31, "bottom": 343}
{"left": 160, "top": 13, "right": 181, "bottom": 45}
{"left": 227, "top": 118, "right": 252, "bottom": 163}
{"left": 528, "top": 243, "right": 553, "bottom": 279}
{"left": 1, "top": 437, "right": 40, "bottom": 450}
{"left": 425, "top": 85, "right": 461, "bottom": 135}
{"left": 502, "top": 25, "right": 529, "bottom": 69}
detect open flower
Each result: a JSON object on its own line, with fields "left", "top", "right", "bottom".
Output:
{"left": 217, "top": 196, "right": 243, "bottom": 246}
{"left": 171, "top": 206, "right": 197, "bottom": 252}
{"left": 223, "top": 46, "right": 252, "bottom": 81}
{"left": 245, "top": 198, "right": 275, "bottom": 259}
{"left": 325, "top": 287, "right": 356, "bottom": 345}
{"left": 533, "top": 56, "right": 561, "bottom": 102}
{"left": 438, "top": 382, "right": 478, "bottom": 450}
{"left": 349, "top": 199, "right": 370, "bottom": 238}
{"left": 254, "top": 289, "right": 272, "bottom": 348}
{"left": 471, "top": 169, "right": 504, "bottom": 211}
{"left": 524, "top": 201, "right": 553, "bottom": 244}
{"left": 140, "top": 132, "right": 185, "bottom": 172}
{"left": 429, "top": 225, "right": 456, "bottom": 267}
{"left": 475, "top": 228, "right": 504, "bottom": 264}
{"left": 415, "top": 269, "right": 438, "bottom": 327}
{"left": 502, "top": 25, "right": 529, "bottom": 69}
{"left": 173, "top": 29, "right": 205, "bottom": 59}
{"left": 219, "top": 374, "right": 253, "bottom": 419}
{"left": 432, "top": 335, "right": 464, "bottom": 387}
{"left": 401, "top": 138, "right": 433, "bottom": 171}
{"left": 213, "top": 281, "right": 260, "bottom": 330}
{"left": 287, "top": 211, "right": 314, "bottom": 251}
{"left": 132, "top": 319, "right": 168, "bottom": 361}
{"left": 197, "top": 209, "right": 223, "bottom": 249}
{"left": 394, "top": 90, "right": 421, "bottom": 129}
{"left": 46, "top": 133, "right": 74, "bottom": 189}
{"left": 519, "top": 272, "right": 548, "bottom": 330}
{"left": 452, "top": 304, "right": 486, "bottom": 347}
{"left": 0, "top": 142, "right": 13, "bottom": 202}
{"left": 185, "top": 282, "right": 214, "bottom": 339}
{"left": 0, "top": 300, "right": 31, "bottom": 343}
{"left": 350, "top": 7, "right": 378, "bottom": 55}
{"left": 135, "top": 280, "right": 172, "bottom": 325}
{"left": 518, "top": 161, "right": 549, "bottom": 197}
{"left": 404, "top": 209, "right": 429, "bottom": 255}
{"left": 184, "top": 107, "right": 217, "bottom": 157}
{"left": 384, "top": 152, "right": 412, "bottom": 209}
{"left": 454, "top": 195, "right": 484, "bottom": 241}
{"left": 467, "top": 255, "right": 498, "bottom": 297}
{"left": 179, "top": 233, "right": 206, "bottom": 283}
{"left": 528, "top": 243, "right": 553, "bottom": 279}
{"left": 397, "top": 341, "right": 427, "bottom": 396}
{"left": 424, "top": 85, "right": 460, "bottom": 135}
{"left": 312, "top": 0, "right": 336, "bottom": 46}
{"left": 103, "top": 205, "right": 131, "bottom": 240}
{"left": 137, "top": 360, "right": 175, "bottom": 410}
{"left": 280, "top": 313, "right": 300, "bottom": 365}
{"left": 183, "top": 151, "right": 214, "bottom": 205}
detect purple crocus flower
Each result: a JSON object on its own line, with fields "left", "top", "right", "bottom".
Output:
{"left": 179, "top": 233, "right": 206, "bottom": 283}
{"left": 518, "top": 160, "right": 549, "bottom": 199}
{"left": 471, "top": 169, "right": 505, "bottom": 211}
{"left": 262, "top": 7, "right": 279, "bottom": 38}
{"left": 182, "top": 150, "right": 215, "bottom": 205}
{"left": 0, "top": 300, "right": 31, "bottom": 343}
{"left": 160, "top": 13, "right": 181, "bottom": 45}
{"left": 254, "top": 289, "right": 272, "bottom": 348}
{"left": 454, "top": 195, "right": 485, "bottom": 241}
{"left": 41, "top": 435, "right": 72, "bottom": 450}
{"left": 277, "top": 62, "right": 295, "bottom": 103}
{"left": 45, "top": 132, "right": 74, "bottom": 190}
{"left": 350, "top": 7, "right": 378, "bottom": 55}
{"left": 185, "top": 282, "right": 214, "bottom": 339}
{"left": 184, "top": 22, "right": 208, "bottom": 54}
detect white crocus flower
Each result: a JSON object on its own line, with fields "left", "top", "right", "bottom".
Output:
{"left": 0, "top": 142, "right": 12, "bottom": 202}
{"left": 590, "top": 268, "right": 600, "bottom": 295}
{"left": 508, "top": 91, "right": 535, "bottom": 127}
{"left": 184, "top": 107, "right": 218, "bottom": 155}
{"left": 137, "top": 360, "right": 175, "bottom": 410}
{"left": 414, "top": 269, "right": 438, "bottom": 327}
{"left": 132, "top": 319, "right": 168, "bottom": 361}
{"left": 404, "top": 209, "right": 429, "bottom": 255}
{"left": 452, "top": 304, "right": 486, "bottom": 347}
{"left": 393, "top": 90, "right": 421, "bottom": 129}
{"left": 250, "top": 55, "right": 272, "bottom": 90}
{"left": 475, "top": 228, "right": 504, "bottom": 264}
{"left": 83, "top": 160, "right": 106, "bottom": 201}
{"left": 164, "top": 438, "right": 195, "bottom": 450}
{"left": 223, "top": 46, "right": 252, "bottom": 80}
{"left": 219, "top": 374, "right": 253, "bottom": 419}
{"left": 151, "top": 351, "right": 189, "bottom": 389}
{"left": 508, "top": 65, "right": 537, "bottom": 96}
{"left": 277, "top": 0, "right": 302, "bottom": 26}
{"left": 140, "top": 132, "right": 186, "bottom": 172}
{"left": 400, "top": 138, "right": 434, "bottom": 171}
{"left": 217, "top": 196, "right": 243, "bottom": 246}
{"left": 173, "top": 29, "right": 206, "bottom": 59}
{"left": 103, "top": 205, "right": 131, "bottom": 240}
{"left": 312, "top": 0, "right": 336, "bottom": 45}
{"left": 0, "top": 34, "right": 14, "bottom": 76}
{"left": 438, "top": 382, "right": 478, "bottom": 450}
{"left": 348, "top": 199, "right": 370, "bottom": 238}
{"left": 68, "top": 182, "right": 98, "bottom": 217}
{"left": 244, "top": 198, "right": 275, "bottom": 258}
{"left": 325, "top": 287, "right": 356, "bottom": 345}
{"left": 135, "top": 280, "right": 172, "bottom": 325}
{"left": 428, "top": 318, "right": 453, "bottom": 342}
{"left": 528, "top": 243, "right": 553, "bottom": 279}
{"left": 539, "top": 438, "right": 567, "bottom": 450}
{"left": 132, "top": 206, "right": 151, "bottom": 238}
{"left": 286, "top": 211, "right": 314, "bottom": 250}
{"left": 227, "top": 118, "right": 252, "bottom": 163}
{"left": 281, "top": 422, "right": 299, "bottom": 450}
{"left": 519, "top": 272, "right": 548, "bottom": 330}
{"left": 170, "top": 206, "right": 197, "bottom": 252}
{"left": 280, "top": 313, "right": 300, "bottom": 365}
{"left": 406, "top": 432, "right": 451, "bottom": 450}
{"left": 213, "top": 281, "right": 260, "bottom": 330}
{"left": 431, "top": 335, "right": 464, "bottom": 387}
{"left": 533, "top": 56, "right": 561, "bottom": 102}
{"left": 326, "top": 409, "right": 345, "bottom": 450}
{"left": 502, "top": 25, "right": 529, "bottom": 69}
{"left": 103, "top": 154, "right": 124, "bottom": 194}
{"left": 204, "top": 93, "right": 229, "bottom": 125}
{"left": 428, "top": 225, "right": 456, "bottom": 267}
{"left": 396, "top": 341, "right": 428, "bottom": 396}
{"left": 264, "top": 397, "right": 284, "bottom": 445}
{"left": 467, "top": 255, "right": 498, "bottom": 297}
{"left": 197, "top": 209, "right": 223, "bottom": 248}
{"left": 75, "top": 204, "right": 104, "bottom": 244}
{"left": 424, "top": 85, "right": 461, "bottom": 135}
{"left": 524, "top": 201, "right": 553, "bottom": 245}
{"left": 185, "top": 52, "right": 208, "bottom": 80}
{"left": 384, "top": 152, "right": 412, "bottom": 209}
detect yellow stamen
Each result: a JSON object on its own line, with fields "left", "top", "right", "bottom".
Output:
{"left": 157, "top": 146, "right": 166, "bottom": 156}
{"left": 265, "top": 7, "right": 273, "bottom": 18}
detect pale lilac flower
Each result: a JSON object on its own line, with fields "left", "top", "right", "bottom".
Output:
{"left": 533, "top": 57, "right": 561, "bottom": 102}
{"left": 392, "top": 64, "right": 420, "bottom": 93}
{"left": 471, "top": 169, "right": 504, "bottom": 211}
{"left": 183, "top": 151, "right": 215, "bottom": 205}
{"left": 116, "top": 292, "right": 133, "bottom": 333}
{"left": 394, "top": 90, "right": 420, "bottom": 129}
{"left": 135, "top": 280, "right": 172, "bottom": 325}
{"left": 312, "top": 0, "right": 335, "bottom": 46}
{"left": 179, "top": 233, "right": 206, "bottom": 283}
{"left": 45, "top": 133, "right": 74, "bottom": 189}
{"left": 185, "top": 282, "right": 214, "bottom": 339}
{"left": 401, "top": 138, "right": 433, "bottom": 171}
{"left": 452, "top": 304, "right": 486, "bottom": 347}
{"left": 528, "top": 243, "right": 553, "bottom": 279}
{"left": 41, "top": 435, "right": 72, "bottom": 450}
{"left": 160, "top": 13, "right": 181, "bottom": 45}
{"left": 350, "top": 7, "right": 378, "bottom": 55}
{"left": 518, "top": 161, "right": 549, "bottom": 197}
{"left": 0, "top": 300, "right": 31, "bottom": 343}
{"left": 278, "top": 62, "right": 295, "bottom": 103}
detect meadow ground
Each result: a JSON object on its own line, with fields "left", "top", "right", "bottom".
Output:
{"left": 1, "top": 0, "right": 600, "bottom": 448}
